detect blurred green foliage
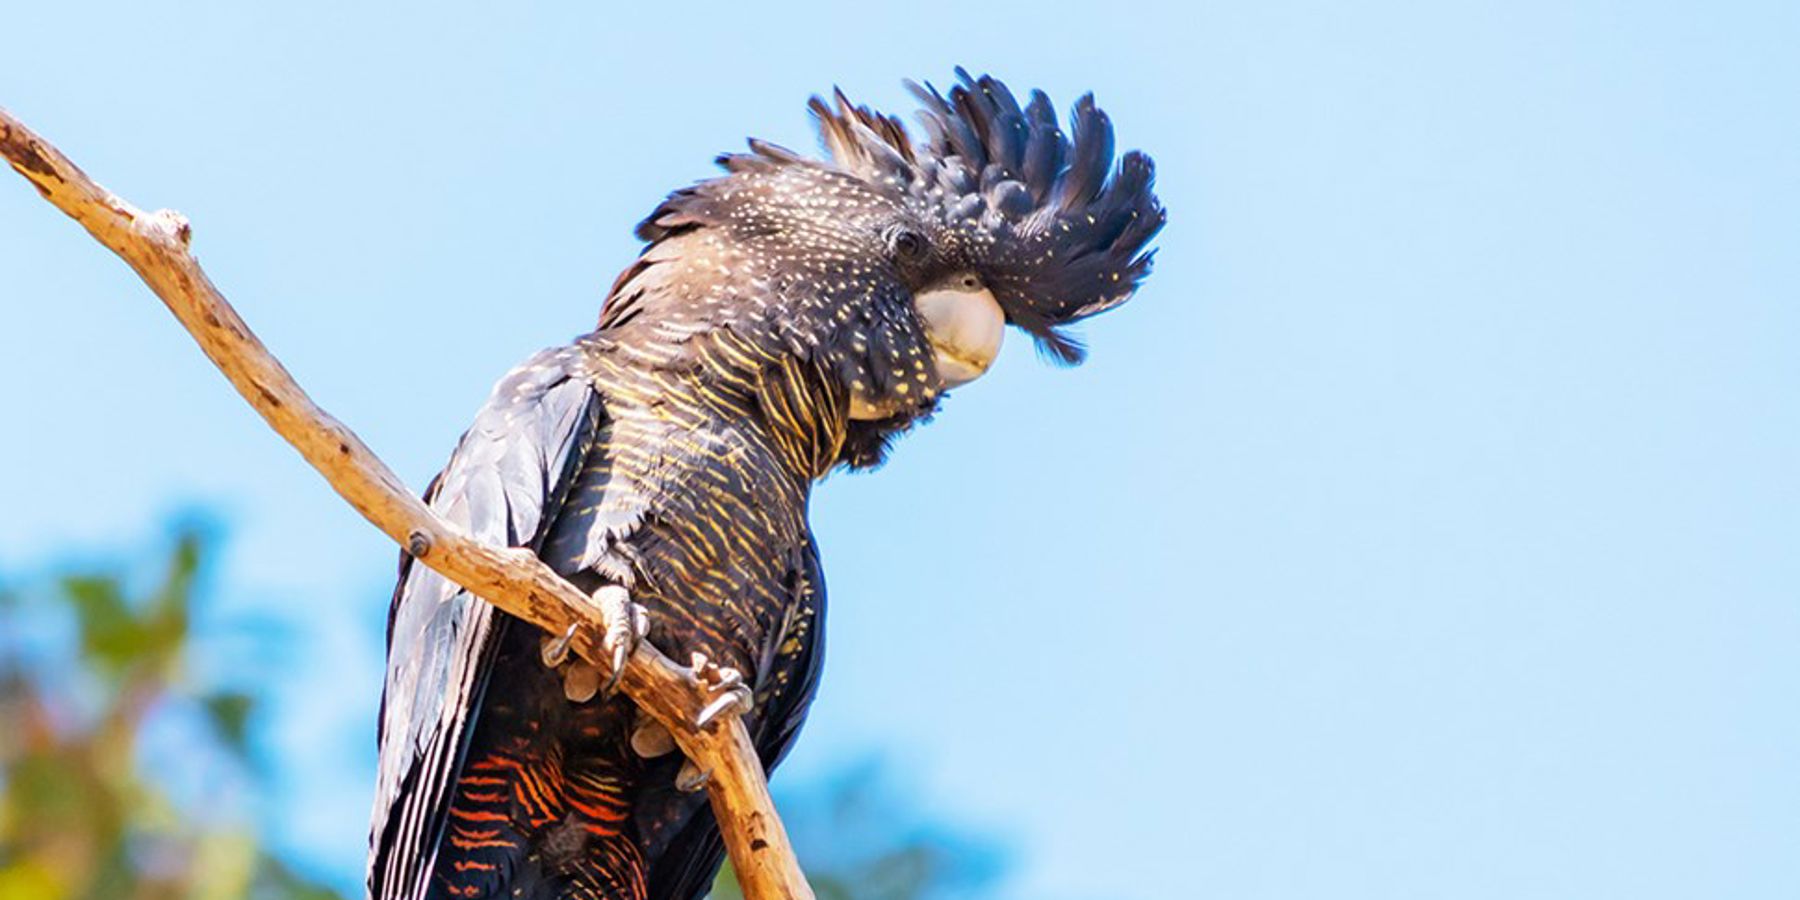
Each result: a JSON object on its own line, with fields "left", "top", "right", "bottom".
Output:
{"left": 0, "top": 528, "right": 346, "bottom": 900}
{"left": 0, "top": 525, "right": 1001, "bottom": 900}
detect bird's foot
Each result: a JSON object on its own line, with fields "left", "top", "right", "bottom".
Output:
{"left": 689, "top": 651, "right": 754, "bottom": 730}
{"left": 629, "top": 651, "right": 755, "bottom": 761}
{"left": 539, "top": 584, "right": 649, "bottom": 703}
{"left": 655, "top": 652, "right": 755, "bottom": 792}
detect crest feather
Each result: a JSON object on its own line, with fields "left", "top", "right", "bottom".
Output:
{"left": 811, "top": 69, "right": 1166, "bottom": 361}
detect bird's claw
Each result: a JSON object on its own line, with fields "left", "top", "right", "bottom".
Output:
{"left": 689, "top": 651, "right": 754, "bottom": 731}
{"left": 593, "top": 584, "right": 639, "bottom": 698}
{"left": 539, "top": 584, "right": 646, "bottom": 703}
{"left": 649, "top": 652, "right": 753, "bottom": 790}
{"left": 539, "top": 622, "right": 579, "bottom": 669}
{"left": 675, "top": 758, "right": 711, "bottom": 793}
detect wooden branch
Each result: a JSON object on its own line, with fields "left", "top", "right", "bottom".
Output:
{"left": 1, "top": 107, "right": 811, "bottom": 900}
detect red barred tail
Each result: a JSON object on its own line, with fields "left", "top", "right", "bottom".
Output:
{"left": 431, "top": 743, "right": 648, "bottom": 900}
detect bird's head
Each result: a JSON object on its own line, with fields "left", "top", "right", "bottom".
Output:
{"left": 613, "top": 69, "right": 1164, "bottom": 468}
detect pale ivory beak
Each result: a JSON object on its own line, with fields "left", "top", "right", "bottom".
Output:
{"left": 915, "top": 283, "right": 1005, "bottom": 388}
{"left": 849, "top": 282, "right": 1006, "bottom": 420}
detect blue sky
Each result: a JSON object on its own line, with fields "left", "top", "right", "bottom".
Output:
{"left": 3, "top": 1, "right": 1797, "bottom": 897}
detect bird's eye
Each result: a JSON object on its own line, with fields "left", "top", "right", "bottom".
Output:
{"left": 889, "top": 228, "right": 927, "bottom": 262}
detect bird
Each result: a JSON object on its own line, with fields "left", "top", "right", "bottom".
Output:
{"left": 366, "top": 69, "right": 1164, "bottom": 900}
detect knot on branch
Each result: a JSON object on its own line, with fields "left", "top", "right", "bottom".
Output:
{"left": 407, "top": 529, "right": 433, "bottom": 558}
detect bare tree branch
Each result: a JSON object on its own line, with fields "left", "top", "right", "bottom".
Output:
{"left": 1, "top": 107, "right": 811, "bottom": 900}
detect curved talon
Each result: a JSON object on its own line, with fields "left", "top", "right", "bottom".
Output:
{"left": 591, "top": 584, "right": 639, "bottom": 699}
{"left": 685, "top": 654, "right": 752, "bottom": 729}
{"left": 675, "top": 758, "right": 711, "bottom": 793}
{"left": 695, "top": 685, "right": 753, "bottom": 730}
{"left": 540, "top": 622, "right": 579, "bottom": 669}
{"left": 603, "top": 640, "right": 629, "bottom": 698}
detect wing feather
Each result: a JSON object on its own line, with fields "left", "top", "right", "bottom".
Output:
{"left": 367, "top": 345, "right": 602, "bottom": 900}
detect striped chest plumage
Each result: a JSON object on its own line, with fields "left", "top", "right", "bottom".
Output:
{"left": 545, "top": 335, "right": 839, "bottom": 677}
{"left": 426, "top": 333, "right": 840, "bottom": 900}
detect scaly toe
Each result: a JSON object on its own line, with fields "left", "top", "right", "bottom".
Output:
{"left": 562, "top": 661, "right": 602, "bottom": 703}
{"left": 675, "top": 758, "right": 711, "bottom": 793}
{"left": 630, "top": 713, "right": 677, "bottom": 758}
{"left": 591, "top": 584, "right": 640, "bottom": 698}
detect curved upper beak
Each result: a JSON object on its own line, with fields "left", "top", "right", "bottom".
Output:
{"left": 915, "top": 282, "right": 1005, "bottom": 388}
